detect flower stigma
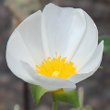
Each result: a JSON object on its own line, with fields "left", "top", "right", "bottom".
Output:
{"left": 36, "top": 53, "right": 76, "bottom": 78}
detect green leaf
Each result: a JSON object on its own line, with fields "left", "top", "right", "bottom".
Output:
{"left": 30, "top": 84, "right": 48, "bottom": 104}
{"left": 52, "top": 89, "right": 79, "bottom": 107}
{"left": 99, "top": 36, "right": 110, "bottom": 54}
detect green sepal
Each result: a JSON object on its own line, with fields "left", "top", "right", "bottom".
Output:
{"left": 30, "top": 84, "right": 48, "bottom": 104}
{"left": 99, "top": 36, "right": 110, "bottom": 54}
{"left": 52, "top": 89, "right": 79, "bottom": 107}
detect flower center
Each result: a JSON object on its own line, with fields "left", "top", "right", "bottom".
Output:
{"left": 36, "top": 54, "right": 76, "bottom": 78}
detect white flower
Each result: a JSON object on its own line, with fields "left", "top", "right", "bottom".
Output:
{"left": 6, "top": 3, "right": 104, "bottom": 90}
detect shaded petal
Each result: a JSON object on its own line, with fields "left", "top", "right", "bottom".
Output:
{"left": 68, "top": 41, "right": 104, "bottom": 83}
{"left": 21, "top": 61, "right": 76, "bottom": 90}
{"left": 6, "top": 31, "right": 39, "bottom": 84}
{"left": 72, "top": 10, "right": 98, "bottom": 71}
{"left": 16, "top": 10, "right": 45, "bottom": 64}
{"left": 42, "top": 3, "right": 86, "bottom": 58}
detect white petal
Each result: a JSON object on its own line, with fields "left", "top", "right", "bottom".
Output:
{"left": 6, "top": 31, "right": 38, "bottom": 84}
{"left": 68, "top": 41, "right": 104, "bottom": 83}
{"left": 79, "top": 41, "right": 104, "bottom": 73}
{"left": 42, "top": 3, "right": 86, "bottom": 58}
{"left": 72, "top": 10, "right": 98, "bottom": 71}
{"left": 21, "top": 61, "right": 76, "bottom": 90}
{"left": 16, "top": 10, "right": 45, "bottom": 64}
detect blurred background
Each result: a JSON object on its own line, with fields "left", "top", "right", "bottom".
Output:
{"left": 0, "top": 0, "right": 110, "bottom": 110}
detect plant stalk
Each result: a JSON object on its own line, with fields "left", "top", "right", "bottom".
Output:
{"left": 52, "top": 100, "right": 57, "bottom": 110}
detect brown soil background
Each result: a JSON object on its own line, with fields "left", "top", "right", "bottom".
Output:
{"left": 0, "top": 0, "right": 110, "bottom": 110}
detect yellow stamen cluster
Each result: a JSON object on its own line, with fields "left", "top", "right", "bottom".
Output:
{"left": 36, "top": 55, "right": 76, "bottom": 78}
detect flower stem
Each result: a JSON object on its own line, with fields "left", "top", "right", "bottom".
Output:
{"left": 52, "top": 100, "right": 57, "bottom": 110}
{"left": 78, "top": 87, "right": 84, "bottom": 109}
